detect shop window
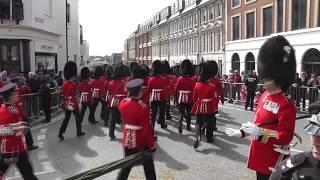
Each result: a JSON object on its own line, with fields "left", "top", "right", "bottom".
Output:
{"left": 292, "top": 0, "right": 307, "bottom": 30}
{"left": 0, "top": 0, "right": 10, "bottom": 19}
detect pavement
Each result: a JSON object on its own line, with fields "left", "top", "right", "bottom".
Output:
{"left": 4, "top": 103, "right": 312, "bottom": 180}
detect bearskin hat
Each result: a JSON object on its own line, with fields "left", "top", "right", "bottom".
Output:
{"left": 141, "top": 64, "right": 150, "bottom": 77}
{"left": 80, "top": 67, "right": 90, "bottom": 80}
{"left": 199, "top": 62, "right": 212, "bottom": 83}
{"left": 94, "top": 66, "right": 104, "bottom": 79}
{"left": 152, "top": 60, "right": 162, "bottom": 76}
{"left": 63, "top": 61, "right": 77, "bottom": 80}
{"left": 181, "top": 59, "right": 194, "bottom": 76}
{"left": 112, "top": 63, "right": 124, "bottom": 80}
{"left": 105, "top": 65, "right": 113, "bottom": 79}
{"left": 161, "top": 60, "right": 171, "bottom": 75}
{"left": 208, "top": 60, "right": 218, "bottom": 77}
{"left": 132, "top": 65, "right": 144, "bottom": 79}
{"left": 258, "top": 35, "right": 296, "bottom": 91}
{"left": 129, "top": 62, "right": 139, "bottom": 74}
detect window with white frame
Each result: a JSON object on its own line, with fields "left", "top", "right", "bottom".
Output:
{"left": 291, "top": 0, "right": 307, "bottom": 30}
{"left": 194, "top": 13, "right": 198, "bottom": 26}
{"left": 210, "top": 31, "right": 213, "bottom": 52}
{"left": 277, "top": 0, "right": 284, "bottom": 32}
{"left": 189, "top": 15, "right": 192, "bottom": 28}
{"left": 246, "top": 11, "right": 255, "bottom": 38}
{"left": 232, "top": 0, "right": 240, "bottom": 7}
{"left": 189, "top": 37, "right": 193, "bottom": 54}
{"left": 209, "top": 6, "right": 214, "bottom": 20}
{"left": 194, "top": 36, "right": 198, "bottom": 53}
{"left": 215, "top": 29, "right": 221, "bottom": 52}
{"left": 263, "top": 6, "right": 273, "bottom": 36}
{"left": 232, "top": 16, "right": 240, "bottom": 40}
{"left": 216, "top": 2, "right": 222, "bottom": 18}
{"left": 202, "top": 9, "right": 207, "bottom": 23}
{"left": 318, "top": 0, "right": 320, "bottom": 27}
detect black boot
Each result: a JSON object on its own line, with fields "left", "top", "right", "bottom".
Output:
{"left": 58, "top": 133, "right": 64, "bottom": 141}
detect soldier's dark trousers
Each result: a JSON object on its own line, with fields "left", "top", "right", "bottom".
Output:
{"left": 256, "top": 172, "right": 269, "bottom": 180}
{"left": 151, "top": 101, "right": 166, "bottom": 129}
{"left": 245, "top": 90, "right": 255, "bottom": 110}
{"left": 165, "top": 101, "right": 172, "bottom": 119}
{"left": 43, "top": 101, "right": 51, "bottom": 122}
{"left": 196, "top": 114, "right": 214, "bottom": 142}
{"left": 80, "top": 103, "right": 95, "bottom": 124}
{"left": 23, "top": 118, "right": 35, "bottom": 149}
{"left": 59, "top": 110, "right": 82, "bottom": 136}
{"left": 109, "top": 107, "right": 120, "bottom": 138}
{"left": 116, "top": 149, "right": 156, "bottom": 180}
{"left": 178, "top": 103, "right": 192, "bottom": 130}
{"left": 90, "top": 99, "right": 108, "bottom": 122}
{"left": 0, "top": 152, "right": 38, "bottom": 180}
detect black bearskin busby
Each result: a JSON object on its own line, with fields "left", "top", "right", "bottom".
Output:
{"left": 112, "top": 63, "right": 124, "bottom": 80}
{"left": 94, "top": 66, "right": 104, "bottom": 80}
{"left": 181, "top": 59, "right": 194, "bottom": 76}
{"left": 161, "top": 60, "right": 171, "bottom": 75}
{"left": 152, "top": 60, "right": 162, "bottom": 76}
{"left": 199, "top": 62, "right": 212, "bottom": 83}
{"left": 80, "top": 67, "right": 90, "bottom": 81}
{"left": 63, "top": 61, "right": 77, "bottom": 80}
{"left": 208, "top": 60, "right": 218, "bottom": 77}
{"left": 258, "top": 35, "right": 296, "bottom": 91}
{"left": 105, "top": 65, "right": 113, "bottom": 79}
{"left": 129, "top": 62, "right": 139, "bottom": 74}
{"left": 132, "top": 65, "right": 145, "bottom": 79}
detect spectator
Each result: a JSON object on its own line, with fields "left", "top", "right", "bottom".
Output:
{"left": 1, "top": 71, "right": 11, "bottom": 84}
{"left": 291, "top": 73, "right": 302, "bottom": 108}
{"left": 240, "top": 71, "right": 247, "bottom": 82}
{"left": 307, "top": 73, "right": 319, "bottom": 104}
{"left": 300, "top": 72, "right": 308, "bottom": 86}
{"left": 307, "top": 73, "right": 319, "bottom": 88}
{"left": 27, "top": 72, "right": 41, "bottom": 93}
{"left": 39, "top": 76, "right": 52, "bottom": 123}
{"left": 233, "top": 70, "right": 241, "bottom": 83}
{"left": 57, "top": 71, "right": 63, "bottom": 87}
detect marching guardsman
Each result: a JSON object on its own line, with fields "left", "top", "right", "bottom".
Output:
{"left": 107, "top": 64, "right": 126, "bottom": 140}
{"left": 79, "top": 67, "right": 97, "bottom": 124}
{"left": 117, "top": 78, "right": 156, "bottom": 180}
{"left": 0, "top": 83, "right": 38, "bottom": 180}
{"left": 208, "top": 61, "right": 224, "bottom": 131}
{"left": 58, "top": 61, "right": 85, "bottom": 141}
{"left": 103, "top": 65, "right": 113, "bottom": 126}
{"left": 270, "top": 107, "right": 320, "bottom": 180}
{"left": 132, "top": 65, "right": 150, "bottom": 106}
{"left": 162, "top": 61, "right": 173, "bottom": 121}
{"left": 175, "top": 59, "right": 195, "bottom": 133}
{"left": 225, "top": 36, "right": 296, "bottom": 180}
{"left": 15, "top": 75, "right": 38, "bottom": 151}
{"left": 191, "top": 62, "right": 219, "bottom": 148}
{"left": 148, "top": 60, "right": 169, "bottom": 130}
{"left": 89, "top": 66, "right": 107, "bottom": 124}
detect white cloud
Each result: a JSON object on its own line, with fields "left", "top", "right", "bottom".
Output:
{"left": 79, "top": 0, "right": 173, "bottom": 56}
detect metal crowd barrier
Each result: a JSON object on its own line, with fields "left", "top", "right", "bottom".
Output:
{"left": 222, "top": 82, "right": 319, "bottom": 112}
{"left": 22, "top": 87, "right": 63, "bottom": 123}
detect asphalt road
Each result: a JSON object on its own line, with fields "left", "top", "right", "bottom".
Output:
{"left": 4, "top": 104, "right": 312, "bottom": 180}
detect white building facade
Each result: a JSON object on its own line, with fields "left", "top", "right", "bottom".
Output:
{"left": 0, "top": 0, "right": 83, "bottom": 75}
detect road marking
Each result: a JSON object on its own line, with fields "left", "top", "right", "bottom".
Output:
{"left": 37, "top": 150, "right": 49, "bottom": 160}
{"left": 40, "top": 128, "right": 47, "bottom": 134}
{"left": 31, "top": 114, "right": 65, "bottom": 130}
{"left": 37, "top": 141, "right": 45, "bottom": 149}
{"left": 41, "top": 161, "right": 55, "bottom": 172}
{"left": 37, "top": 134, "right": 46, "bottom": 141}
{"left": 220, "top": 105, "right": 249, "bottom": 112}
{"left": 6, "top": 169, "right": 57, "bottom": 180}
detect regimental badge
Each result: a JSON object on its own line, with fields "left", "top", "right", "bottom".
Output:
{"left": 263, "top": 100, "right": 280, "bottom": 114}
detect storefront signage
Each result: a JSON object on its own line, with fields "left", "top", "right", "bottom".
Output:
{"left": 35, "top": 17, "right": 45, "bottom": 23}
{"left": 41, "top": 45, "right": 53, "bottom": 51}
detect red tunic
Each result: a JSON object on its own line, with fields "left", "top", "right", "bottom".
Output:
{"left": 91, "top": 79, "right": 105, "bottom": 100}
{"left": 191, "top": 82, "right": 218, "bottom": 114}
{"left": 147, "top": 76, "right": 169, "bottom": 102}
{"left": 141, "top": 77, "right": 150, "bottom": 105}
{"left": 79, "top": 81, "right": 92, "bottom": 104}
{"left": 119, "top": 98, "right": 155, "bottom": 150}
{"left": 175, "top": 76, "right": 196, "bottom": 104}
{"left": 104, "top": 79, "right": 111, "bottom": 103}
{"left": 62, "top": 80, "right": 79, "bottom": 111}
{"left": 247, "top": 91, "right": 296, "bottom": 175}
{"left": 209, "top": 77, "right": 224, "bottom": 104}
{"left": 107, "top": 80, "right": 126, "bottom": 108}
{"left": 0, "top": 104, "right": 27, "bottom": 153}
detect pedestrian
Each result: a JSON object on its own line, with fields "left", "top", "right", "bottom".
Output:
{"left": 162, "top": 60, "right": 173, "bottom": 121}
{"left": 116, "top": 79, "right": 157, "bottom": 180}
{"left": 245, "top": 73, "right": 258, "bottom": 111}
{"left": 269, "top": 103, "right": 320, "bottom": 179}
{"left": 79, "top": 67, "right": 97, "bottom": 125}
{"left": 39, "top": 75, "right": 52, "bottom": 124}
{"left": 148, "top": 60, "right": 169, "bottom": 132}
{"left": 291, "top": 73, "right": 302, "bottom": 108}
{"left": 0, "top": 83, "right": 38, "bottom": 180}
{"left": 175, "top": 59, "right": 195, "bottom": 133}
{"left": 57, "top": 71, "right": 63, "bottom": 87}
{"left": 58, "top": 61, "right": 85, "bottom": 141}
{"left": 89, "top": 66, "right": 107, "bottom": 124}
{"left": 191, "top": 62, "right": 218, "bottom": 148}
{"left": 225, "top": 35, "right": 296, "bottom": 180}
{"left": 107, "top": 64, "right": 126, "bottom": 140}
{"left": 208, "top": 60, "right": 224, "bottom": 131}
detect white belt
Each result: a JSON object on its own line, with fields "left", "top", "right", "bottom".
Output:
{"left": 199, "top": 98, "right": 212, "bottom": 114}
{"left": 111, "top": 94, "right": 126, "bottom": 107}
{"left": 80, "top": 92, "right": 89, "bottom": 103}
{"left": 125, "top": 124, "right": 142, "bottom": 130}
{"left": 151, "top": 89, "right": 163, "bottom": 101}
{"left": 92, "top": 88, "right": 100, "bottom": 98}
{"left": 178, "top": 90, "right": 191, "bottom": 104}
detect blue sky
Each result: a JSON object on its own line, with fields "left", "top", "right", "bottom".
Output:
{"left": 79, "top": 0, "right": 173, "bottom": 56}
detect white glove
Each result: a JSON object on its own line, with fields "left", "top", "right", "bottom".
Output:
{"left": 67, "top": 105, "right": 74, "bottom": 111}
{"left": 225, "top": 128, "right": 242, "bottom": 137}
{"left": 242, "top": 121, "right": 260, "bottom": 139}
{"left": 273, "top": 145, "right": 290, "bottom": 155}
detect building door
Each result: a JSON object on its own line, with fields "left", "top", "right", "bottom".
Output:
{"left": 231, "top": 53, "right": 240, "bottom": 72}
{"left": 245, "top": 52, "right": 255, "bottom": 73}
{"left": 302, "top": 48, "right": 320, "bottom": 75}
{"left": 0, "top": 40, "right": 21, "bottom": 76}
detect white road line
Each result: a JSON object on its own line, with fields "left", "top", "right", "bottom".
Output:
{"left": 37, "top": 141, "right": 45, "bottom": 149}
{"left": 6, "top": 169, "right": 56, "bottom": 180}
{"left": 37, "top": 134, "right": 46, "bottom": 141}
{"left": 41, "top": 162, "right": 55, "bottom": 172}
{"left": 40, "top": 128, "right": 47, "bottom": 134}
{"left": 31, "top": 114, "right": 64, "bottom": 130}
{"left": 37, "top": 150, "right": 49, "bottom": 160}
